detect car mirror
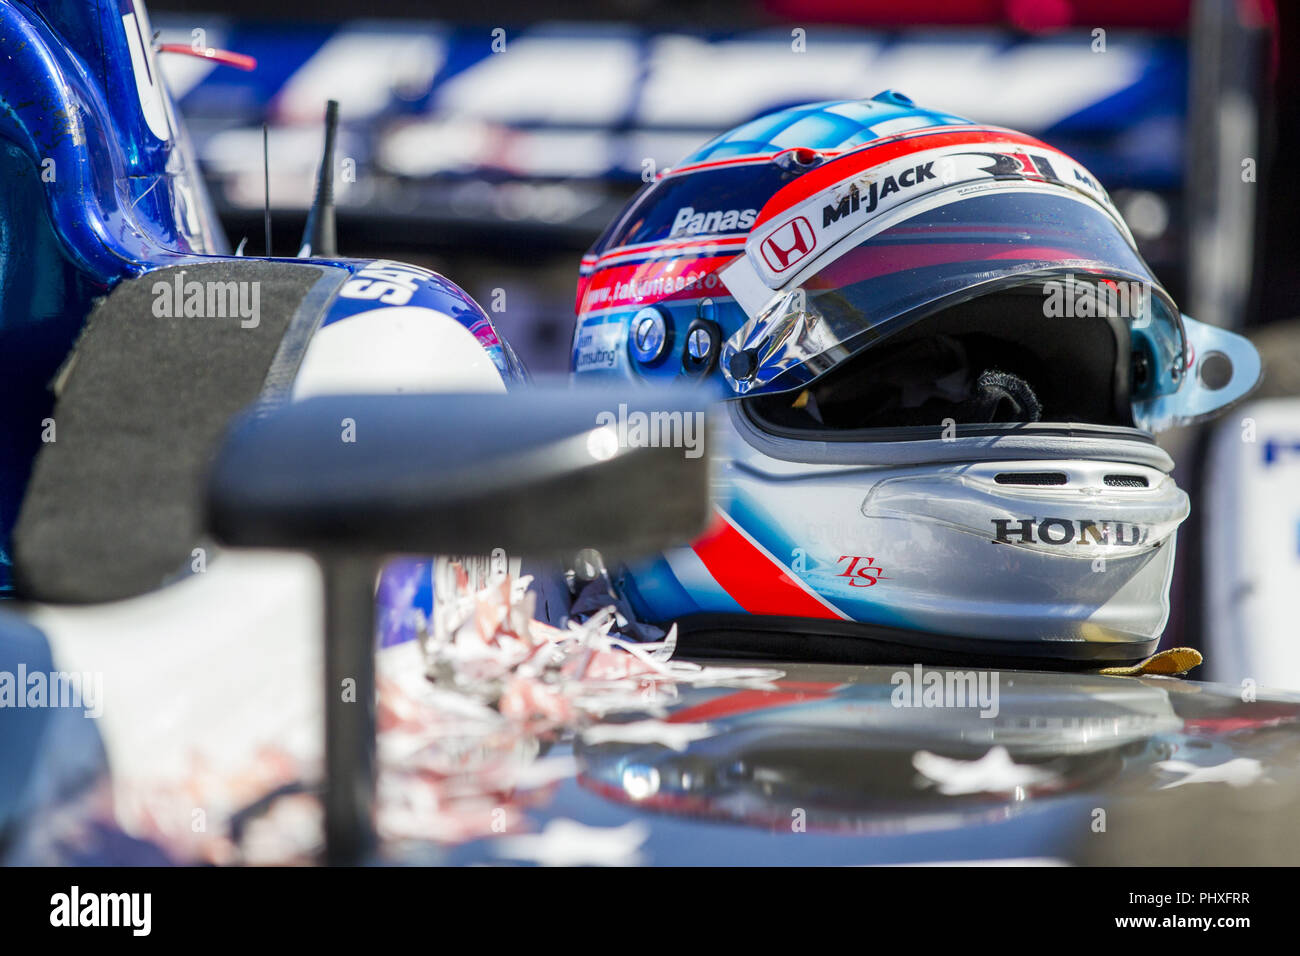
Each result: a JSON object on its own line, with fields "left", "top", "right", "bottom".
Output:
{"left": 205, "top": 386, "right": 712, "bottom": 864}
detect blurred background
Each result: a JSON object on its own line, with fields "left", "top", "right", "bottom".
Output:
{"left": 147, "top": 0, "right": 1299, "bottom": 684}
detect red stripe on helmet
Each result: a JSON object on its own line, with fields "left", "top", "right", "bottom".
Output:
{"left": 753, "top": 127, "right": 1059, "bottom": 229}
{"left": 691, "top": 510, "right": 847, "bottom": 620}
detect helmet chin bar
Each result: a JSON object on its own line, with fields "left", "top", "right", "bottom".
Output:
{"left": 861, "top": 466, "right": 1189, "bottom": 560}
{"left": 702, "top": 442, "right": 1187, "bottom": 657}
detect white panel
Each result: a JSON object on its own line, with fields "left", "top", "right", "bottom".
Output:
{"left": 436, "top": 35, "right": 639, "bottom": 125}
{"left": 1204, "top": 398, "right": 1300, "bottom": 689}
{"left": 275, "top": 27, "right": 445, "bottom": 123}
{"left": 31, "top": 551, "right": 322, "bottom": 799}
{"left": 292, "top": 306, "right": 507, "bottom": 398}
{"left": 640, "top": 35, "right": 879, "bottom": 127}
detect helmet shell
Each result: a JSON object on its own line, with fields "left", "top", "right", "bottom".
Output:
{"left": 570, "top": 95, "right": 1251, "bottom": 664}
{"left": 573, "top": 93, "right": 973, "bottom": 389}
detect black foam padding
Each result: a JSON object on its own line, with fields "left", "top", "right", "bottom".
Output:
{"left": 12, "top": 261, "right": 337, "bottom": 603}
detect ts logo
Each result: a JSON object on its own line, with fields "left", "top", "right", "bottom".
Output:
{"left": 760, "top": 216, "right": 816, "bottom": 272}
{"left": 836, "top": 555, "right": 887, "bottom": 587}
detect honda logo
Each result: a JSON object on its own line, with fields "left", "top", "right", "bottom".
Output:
{"left": 760, "top": 216, "right": 816, "bottom": 272}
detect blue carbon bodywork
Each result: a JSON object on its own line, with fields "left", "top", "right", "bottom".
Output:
{"left": 0, "top": 1, "right": 523, "bottom": 592}
{"left": 1, "top": 1, "right": 224, "bottom": 278}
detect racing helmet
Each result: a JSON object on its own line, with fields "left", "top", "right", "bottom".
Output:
{"left": 570, "top": 93, "right": 1260, "bottom": 666}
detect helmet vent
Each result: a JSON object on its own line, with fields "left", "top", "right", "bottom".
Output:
{"left": 1104, "top": 474, "right": 1149, "bottom": 488}
{"left": 994, "top": 472, "right": 1068, "bottom": 486}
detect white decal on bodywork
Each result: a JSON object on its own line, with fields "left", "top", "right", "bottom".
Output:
{"left": 123, "top": 5, "right": 172, "bottom": 142}
{"left": 291, "top": 306, "right": 506, "bottom": 398}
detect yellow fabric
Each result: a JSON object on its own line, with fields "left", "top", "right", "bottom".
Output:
{"left": 1098, "top": 646, "right": 1203, "bottom": 677}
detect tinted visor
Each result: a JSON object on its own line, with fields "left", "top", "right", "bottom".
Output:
{"left": 720, "top": 190, "right": 1186, "bottom": 407}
